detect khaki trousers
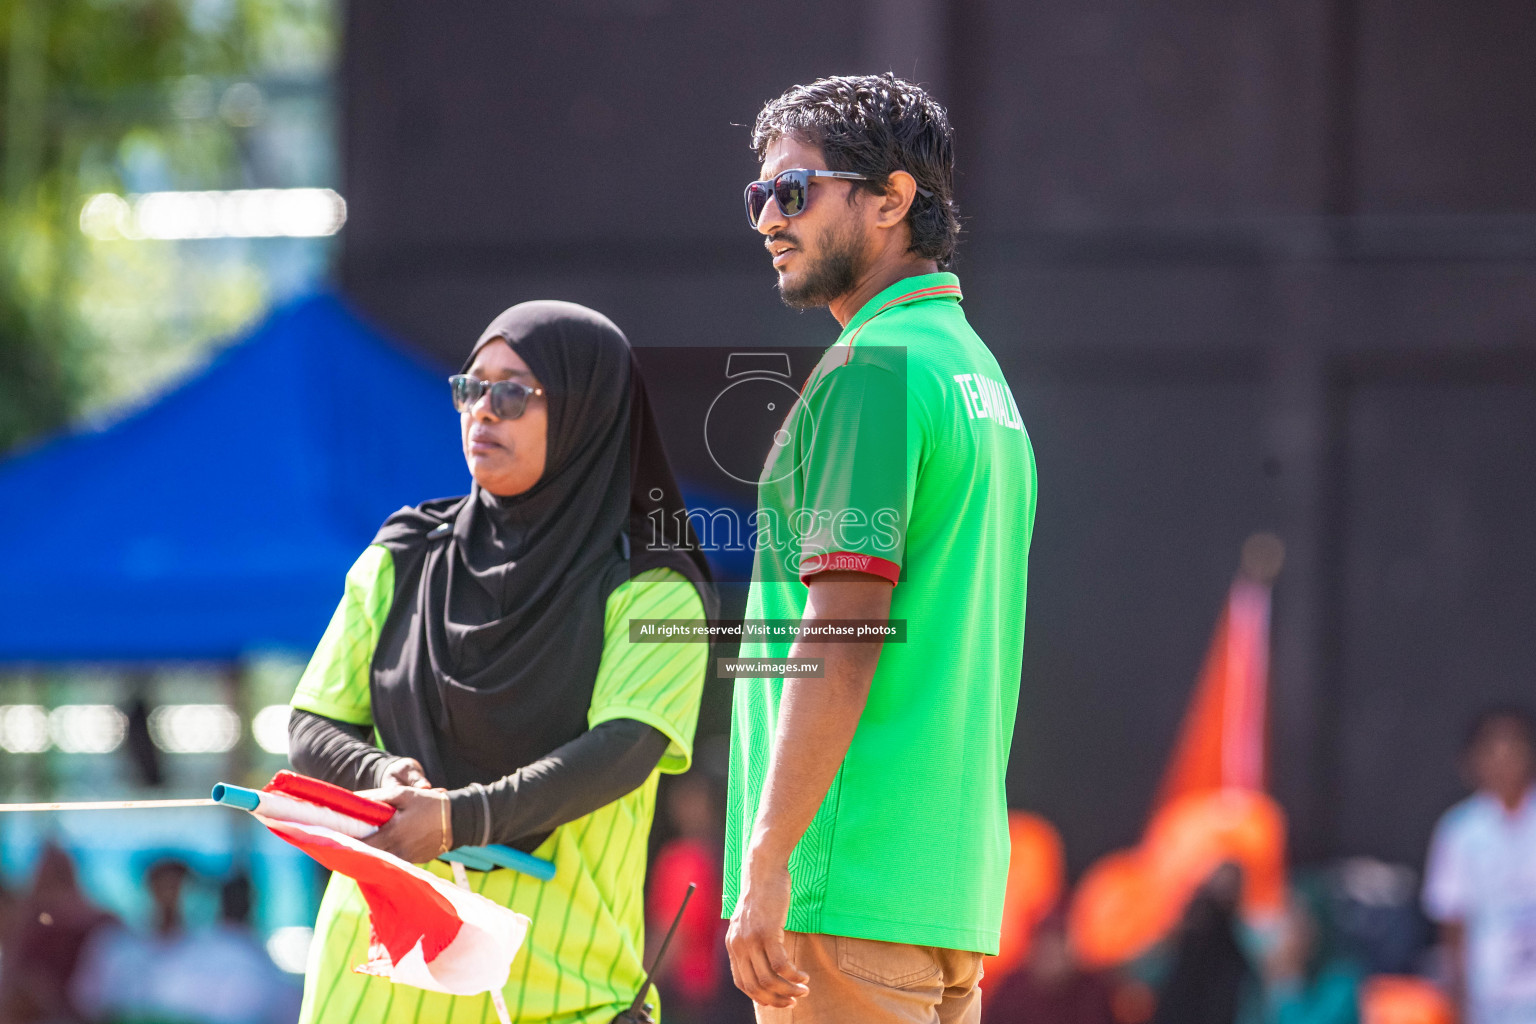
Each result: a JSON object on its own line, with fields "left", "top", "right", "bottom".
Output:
{"left": 753, "top": 931, "right": 983, "bottom": 1024}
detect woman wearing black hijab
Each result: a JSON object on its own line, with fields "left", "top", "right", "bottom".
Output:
{"left": 285, "top": 301, "right": 713, "bottom": 1024}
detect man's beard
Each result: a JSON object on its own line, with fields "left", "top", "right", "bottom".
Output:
{"left": 777, "top": 218, "right": 868, "bottom": 310}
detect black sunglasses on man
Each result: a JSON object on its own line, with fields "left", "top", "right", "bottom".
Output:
{"left": 743, "top": 167, "right": 933, "bottom": 229}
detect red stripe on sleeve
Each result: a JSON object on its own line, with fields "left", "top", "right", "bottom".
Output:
{"left": 799, "top": 551, "right": 901, "bottom": 585}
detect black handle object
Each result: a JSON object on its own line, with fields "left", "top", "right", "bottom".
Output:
{"left": 611, "top": 882, "right": 696, "bottom": 1024}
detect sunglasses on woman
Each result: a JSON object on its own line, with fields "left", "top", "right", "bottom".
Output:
{"left": 449, "top": 374, "right": 545, "bottom": 420}
{"left": 743, "top": 168, "right": 936, "bottom": 229}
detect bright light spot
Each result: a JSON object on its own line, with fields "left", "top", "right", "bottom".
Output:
{"left": 79, "top": 193, "right": 132, "bottom": 239}
{"left": 80, "top": 188, "right": 346, "bottom": 240}
{"left": 49, "top": 705, "right": 127, "bottom": 754}
{"left": 148, "top": 704, "right": 240, "bottom": 754}
{"left": 218, "top": 81, "right": 266, "bottom": 127}
{"left": 0, "top": 705, "right": 52, "bottom": 754}
{"left": 266, "top": 925, "right": 313, "bottom": 974}
{"left": 251, "top": 704, "right": 291, "bottom": 755}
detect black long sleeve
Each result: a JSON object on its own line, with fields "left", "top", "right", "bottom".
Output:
{"left": 287, "top": 709, "right": 398, "bottom": 792}
{"left": 288, "top": 709, "right": 668, "bottom": 852}
{"left": 447, "top": 719, "right": 668, "bottom": 850}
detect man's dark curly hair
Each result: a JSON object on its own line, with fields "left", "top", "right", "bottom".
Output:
{"left": 752, "top": 73, "right": 961, "bottom": 270}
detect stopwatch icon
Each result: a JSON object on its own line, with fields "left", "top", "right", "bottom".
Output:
{"left": 703, "top": 352, "right": 815, "bottom": 485}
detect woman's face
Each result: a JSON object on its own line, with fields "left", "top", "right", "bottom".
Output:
{"left": 461, "top": 340, "right": 548, "bottom": 496}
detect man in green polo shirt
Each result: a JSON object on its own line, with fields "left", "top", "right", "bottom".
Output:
{"left": 723, "top": 74, "right": 1037, "bottom": 1023}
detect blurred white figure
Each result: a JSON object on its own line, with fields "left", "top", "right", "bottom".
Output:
{"left": 73, "top": 863, "right": 300, "bottom": 1024}
{"left": 1423, "top": 707, "right": 1536, "bottom": 1024}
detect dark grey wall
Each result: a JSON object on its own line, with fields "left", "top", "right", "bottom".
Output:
{"left": 340, "top": 0, "right": 1536, "bottom": 874}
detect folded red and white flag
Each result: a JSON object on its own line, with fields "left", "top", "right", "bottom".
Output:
{"left": 263, "top": 818, "right": 529, "bottom": 995}
{"left": 213, "top": 773, "right": 529, "bottom": 996}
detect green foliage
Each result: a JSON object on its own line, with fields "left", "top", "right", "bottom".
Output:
{"left": 0, "top": 0, "right": 335, "bottom": 453}
{"left": 0, "top": 274, "right": 62, "bottom": 446}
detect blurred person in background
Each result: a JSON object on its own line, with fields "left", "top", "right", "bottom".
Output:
{"left": 980, "top": 914, "right": 1115, "bottom": 1024}
{"left": 1151, "top": 863, "right": 1260, "bottom": 1024}
{"left": 71, "top": 857, "right": 193, "bottom": 1022}
{"left": 176, "top": 874, "right": 301, "bottom": 1024}
{"left": 1255, "top": 879, "right": 1361, "bottom": 1024}
{"left": 143, "top": 860, "right": 187, "bottom": 940}
{"left": 646, "top": 774, "right": 741, "bottom": 1024}
{"left": 1423, "top": 706, "right": 1536, "bottom": 1024}
{"left": 0, "top": 881, "right": 12, "bottom": 978}
{"left": 1329, "top": 859, "right": 1431, "bottom": 978}
{"left": 0, "top": 844, "right": 115, "bottom": 1023}
{"left": 75, "top": 865, "right": 300, "bottom": 1024}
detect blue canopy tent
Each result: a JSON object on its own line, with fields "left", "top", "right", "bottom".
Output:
{"left": 0, "top": 294, "right": 470, "bottom": 662}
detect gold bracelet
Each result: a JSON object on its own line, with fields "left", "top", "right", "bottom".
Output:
{"left": 438, "top": 794, "right": 451, "bottom": 856}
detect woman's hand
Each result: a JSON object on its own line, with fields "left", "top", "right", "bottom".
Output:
{"left": 379, "top": 756, "right": 431, "bottom": 789}
{"left": 358, "top": 786, "right": 451, "bottom": 864}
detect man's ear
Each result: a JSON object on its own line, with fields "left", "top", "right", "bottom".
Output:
{"left": 873, "top": 171, "right": 920, "bottom": 229}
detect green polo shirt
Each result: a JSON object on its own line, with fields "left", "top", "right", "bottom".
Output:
{"left": 723, "top": 272, "right": 1037, "bottom": 954}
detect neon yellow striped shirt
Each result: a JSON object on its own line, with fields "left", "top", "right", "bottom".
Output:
{"left": 291, "top": 547, "right": 707, "bottom": 1023}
